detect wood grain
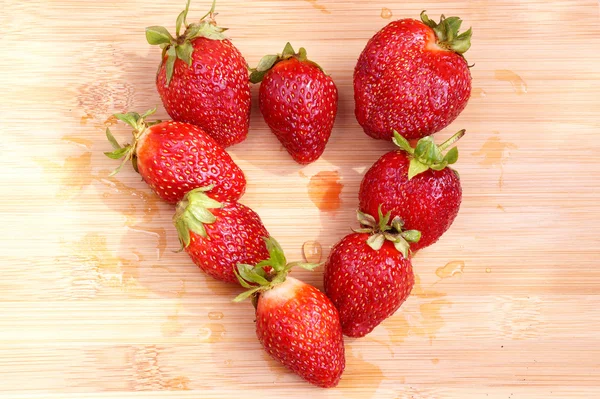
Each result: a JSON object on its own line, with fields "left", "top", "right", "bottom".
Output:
{"left": 1, "top": 0, "right": 600, "bottom": 397}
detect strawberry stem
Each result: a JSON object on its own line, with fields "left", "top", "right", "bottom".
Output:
{"left": 233, "top": 237, "right": 321, "bottom": 302}
{"left": 175, "top": 0, "right": 192, "bottom": 36}
{"left": 420, "top": 11, "right": 472, "bottom": 54}
{"left": 104, "top": 108, "right": 158, "bottom": 176}
{"left": 438, "top": 129, "right": 465, "bottom": 152}
{"left": 173, "top": 186, "right": 223, "bottom": 248}
{"left": 199, "top": 0, "right": 218, "bottom": 22}
{"left": 354, "top": 206, "right": 420, "bottom": 258}
{"left": 249, "top": 42, "right": 325, "bottom": 84}
{"left": 392, "top": 130, "right": 465, "bottom": 179}
{"left": 146, "top": 0, "right": 227, "bottom": 86}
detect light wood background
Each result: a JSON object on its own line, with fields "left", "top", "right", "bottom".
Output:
{"left": 1, "top": 0, "right": 600, "bottom": 397}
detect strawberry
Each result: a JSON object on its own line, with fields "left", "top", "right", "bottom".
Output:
{"left": 173, "top": 187, "right": 269, "bottom": 284}
{"left": 233, "top": 238, "right": 345, "bottom": 388}
{"left": 250, "top": 43, "right": 338, "bottom": 164}
{"left": 354, "top": 11, "right": 472, "bottom": 141}
{"left": 359, "top": 130, "right": 464, "bottom": 251}
{"left": 104, "top": 108, "right": 245, "bottom": 204}
{"left": 324, "top": 208, "right": 419, "bottom": 337}
{"left": 146, "top": 0, "right": 250, "bottom": 148}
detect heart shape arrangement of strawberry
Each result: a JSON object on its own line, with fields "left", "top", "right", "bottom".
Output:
{"left": 103, "top": 1, "right": 473, "bottom": 388}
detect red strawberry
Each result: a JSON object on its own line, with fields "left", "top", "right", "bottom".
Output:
{"left": 359, "top": 130, "right": 464, "bottom": 251}
{"left": 173, "top": 187, "right": 269, "bottom": 284}
{"left": 324, "top": 209, "right": 419, "bottom": 337}
{"left": 146, "top": 0, "right": 250, "bottom": 147}
{"left": 250, "top": 43, "right": 338, "bottom": 164}
{"left": 233, "top": 238, "right": 345, "bottom": 388}
{"left": 104, "top": 108, "right": 245, "bottom": 204}
{"left": 354, "top": 12, "right": 472, "bottom": 141}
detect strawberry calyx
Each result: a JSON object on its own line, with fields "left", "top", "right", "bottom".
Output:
{"left": 104, "top": 107, "right": 160, "bottom": 176}
{"left": 173, "top": 186, "right": 223, "bottom": 248}
{"left": 146, "top": 0, "right": 227, "bottom": 85}
{"left": 393, "top": 129, "right": 465, "bottom": 179}
{"left": 249, "top": 42, "right": 325, "bottom": 84}
{"left": 354, "top": 206, "right": 421, "bottom": 258}
{"left": 233, "top": 237, "right": 319, "bottom": 304}
{"left": 420, "top": 11, "right": 472, "bottom": 54}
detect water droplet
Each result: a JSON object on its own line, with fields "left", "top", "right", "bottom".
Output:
{"left": 198, "top": 324, "right": 226, "bottom": 343}
{"left": 308, "top": 171, "right": 343, "bottom": 211}
{"left": 436, "top": 261, "right": 464, "bottom": 279}
{"left": 495, "top": 70, "right": 528, "bottom": 95}
{"left": 208, "top": 311, "right": 224, "bottom": 320}
{"left": 381, "top": 7, "right": 393, "bottom": 19}
{"left": 302, "top": 241, "right": 322, "bottom": 263}
{"left": 472, "top": 87, "right": 487, "bottom": 98}
{"left": 62, "top": 233, "right": 149, "bottom": 299}
{"left": 125, "top": 226, "right": 167, "bottom": 259}
{"left": 486, "top": 268, "right": 492, "bottom": 273}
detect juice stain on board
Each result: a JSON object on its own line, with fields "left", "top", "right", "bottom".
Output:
{"left": 61, "top": 135, "right": 93, "bottom": 150}
{"left": 129, "top": 345, "right": 192, "bottom": 391}
{"left": 338, "top": 346, "right": 386, "bottom": 394}
{"left": 308, "top": 171, "right": 343, "bottom": 211}
{"left": 261, "top": 351, "right": 287, "bottom": 382}
{"left": 62, "top": 233, "right": 150, "bottom": 299}
{"left": 80, "top": 113, "right": 94, "bottom": 125}
{"left": 472, "top": 132, "right": 517, "bottom": 188}
{"left": 34, "top": 152, "right": 94, "bottom": 200}
{"left": 161, "top": 312, "right": 184, "bottom": 337}
{"left": 388, "top": 275, "right": 451, "bottom": 344}
{"left": 495, "top": 70, "right": 528, "bottom": 95}
{"left": 304, "top": 0, "right": 331, "bottom": 14}
{"left": 435, "top": 260, "right": 464, "bottom": 279}
{"left": 36, "top": 137, "right": 162, "bottom": 224}
{"left": 62, "top": 227, "right": 173, "bottom": 299}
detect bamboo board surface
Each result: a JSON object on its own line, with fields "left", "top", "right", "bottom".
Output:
{"left": 1, "top": 0, "right": 600, "bottom": 397}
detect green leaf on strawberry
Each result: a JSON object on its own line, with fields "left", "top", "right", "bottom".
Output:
{"left": 173, "top": 186, "right": 223, "bottom": 248}
{"left": 249, "top": 42, "right": 325, "bottom": 84}
{"left": 233, "top": 237, "right": 321, "bottom": 303}
{"left": 353, "top": 206, "right": 420, "bottom": 258}
{"left": 146, "top": 0, "right": 227, "bottom": 85}
{"left": 145, "top": 26, "right": 174, "bottom": 45}
{"left": 420, "top": 11, "right": 472, "bottom": 54}
{"left": 103, "top": 108, "right": 158, "bottom": 176}
{"left": 393, "top": 129, "right": 465, "bottom": 179}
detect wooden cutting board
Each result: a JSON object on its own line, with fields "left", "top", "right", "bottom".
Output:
{"left": 2, "top": 0, "right": 600, "bottom": 397}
